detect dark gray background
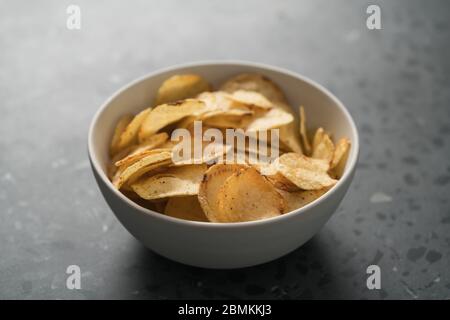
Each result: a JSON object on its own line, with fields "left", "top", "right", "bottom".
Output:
{"left": 1, "top": 0, "right": 449, "bottom": 299}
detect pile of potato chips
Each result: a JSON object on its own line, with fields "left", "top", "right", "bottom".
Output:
{"left": 108, "top": 73, "right": 350, "bottom": 222}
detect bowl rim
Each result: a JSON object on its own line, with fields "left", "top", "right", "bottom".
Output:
{"left": 88, "top": 60, "right": 359, "bottom": 229}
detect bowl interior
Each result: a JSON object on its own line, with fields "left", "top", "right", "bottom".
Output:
{"left": 90, "top": 62, "right": 358, "bottom": 196}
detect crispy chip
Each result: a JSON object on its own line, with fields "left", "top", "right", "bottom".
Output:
{"left": 172, "top": 141, "right": 232, "bottom": 165}
{"left": 155, "top": 74, "right": 211, "bottom": 105}
{"left": 220, "top": 73, "right": 287, "bottom": 103}
{"left": 230, "top": 90, "right": 273, "bottom": 109}
{"left": 312, "top": 128, "right": 325, "bottom": 150}
{"left": 113, "top": 150, "right": 172, "bottom": 189}
{"left": 164, "top": 196, "right": 208, "bottom": 222}
{"left": 110, "top": 114, "right": 133, "bottom": 156}
{"left": 311, "top": 128, "right": 334, "bottom": 163}
{"left": 198, "top": 164, "right": 247, "bottom": 222}
{"left": 246, "top": 108, "right": 293, "bottom": 132}
{"left": 275, "top": 153, "right": 337, "bottom": 190}
{"left": 201, "top": 107, "right": 253, "bottom": 120}
{"left": 116, "top": 108, "right": 152, "bottom": 151}
{"left": 197, "top": 91, "right": 244, "bottom": 111}
{"left": 330, "top": 138, "right": 351, "bottom": 178}
{"left": 108, "top": 146, "right": 134, "bottom": 180}
{"left": 252, "top": 162, "right": 298, "bottom": 191}
{"left": 203, "top": 115, "right": 246, "bottom": 128}
{"left": 277, "top": 188, "right": 328, "bottom": 213}
{"left": 299, "top": 106, "right": 312, "bottom": 155}
{"left": 274, "top": 102, "right": 303, "bottom": 154}
{"left": 153, "top": 200, "right": 168, "bottom": 213}
{"left": 279, "top": 124, "right": 303, "bottom": 154}
{"left": 114, "top": 133, "right": 169, "bottom": 167}
{"left": 216, "top": 167, "right": 285, "bottom": 222}
{"left": 139, "top": 99, "right": 206, "bottom": 141}
{"left": 267, "top": 172, "right": 299, "bottom": 191}
{"left": 131, "top": 164, "right": 207, "bottom": 200}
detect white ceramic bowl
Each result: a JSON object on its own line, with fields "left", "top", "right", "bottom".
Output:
{"left": 88, "top": 61, "right": 359, "bottom": 269}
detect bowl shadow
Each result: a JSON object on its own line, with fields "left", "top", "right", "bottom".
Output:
{"left": 125, "top": 233, "right": 357, "bottom": 299}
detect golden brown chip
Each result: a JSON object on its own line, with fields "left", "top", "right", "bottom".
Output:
{"left": 171, "top": 137, "right": 232, "bottom": 165}
{"left": 278, "top": 124, "right": 303, "bottom": 154}
{"left": 153, "top": 199, "right": 168, "bottom": 213}
{"left": 274, "top": 102, "right": 303, "bottom": 154}
{"left": 312, "top": 127, "right": 325, "bottom": 150}
{"left": 216, "top": 167, "right": 285, "bottom": 222}
{"left": 139, "top": 99, "right": 206, "bottom": 141}
{"left": 197, "top": 91, "right": 244, "bottom": 111}
{"left": 113, "top": 150, "right": 172, "bottom": 189}
{"left": 131, "top": 164, "right": 207, "bottom": 200}
{"left": 114, "top": 133, "right": 169, "bottom": 167}
{"left": 251, "top": 162, "right": 298, "bottom": 191}
{"left": 115, "top": 108, "right": 152, "bottom": 152}
{"left": 114, "top": 147, "right": 171, "bottom": 170}
{"left": 109, "top": 114, "right": 133, "bottom": 156}
{"left": 311, "top": 128, "right": 334, "bottom": 163}
{"left": 246, "top": 108, "right": 294, "bottom": 132}
{"left": 267, "top": 173, "right": 299, "bottom": 191}
{"left": 164, "top": 196, "right": 208, "bottom": 222}
{"left": 107, "top": 145, "right": 135, "bottom": 180}
{"left": 203, "top": 115, "right": 246, "bottom": 129}
{"left": 230, "top": 90, "right": 273, "bottom": 109}
{"left": 299, "top": 106, "right": 312, "bottom": 155}
{"left": 275, "top": 153, "right": 337, "bottom": 190}
{"left": 220, "top": 73, "right": 287, "bottom": 103}
{"left": 277, "top": 188, "right": 328, "bottom": 213}
{"left": 197, "top": 164, "right": 247, "bottom": 222}
{"left": 330, "top": 138, "right": 351, "bottom": 178}
{"left": 201, "top": 107, "right": 253, "bottom": 120}
{"left": 155, "top": 74, "right": 211, "bottom": 105}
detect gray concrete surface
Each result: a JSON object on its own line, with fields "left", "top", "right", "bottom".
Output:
{"left": 0, "top": 0, "right": 449, "bottom": 299}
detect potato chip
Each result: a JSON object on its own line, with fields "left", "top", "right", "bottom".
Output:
{"left": 131, "top": 164, "right": 207, "bottom": 200}
{"left": 267, "top": 173, "right": 299, "bottom": 191}
{"left": 220, "top": 73, "right": 287, "bottom": 103}
{"left": 153, "top": 200, "right": 168, "bottom": 213}
{"left": 251, "top": 161, "right": 277, "bottom": 175}
{"left": 312, "top": 128, "right": 324, "bottom": 150}
{"left": 277, "top": 188, "right": 328, "bottom": 213}
{"left": 251, "top": 162, "right": 298, "bottom": 191}
{"left": 197, "top": 91, "right": 243, "bottom": 111}
{"left": 198, "top": 164, "right": 247, "bottom": 222}
{"left": 272, "top": 102, "right": 303, "bottom": 154}
{"left": 201, "top": 107, "right": 253, "bottom": 120}
{"left": 330, "top": 138, "right": 351, "bottom": 178}
{"left": 299, "top": 106, "right": 312, "bottom": 155}
{"left": 278, "top": 124, "right": 303, "bottom": 154}
{"left": 275, "top": 153, "right": 337, "bottom": 190}
{"left": 114, "top": 133, "right": 169, "bottom": 167}
{"left": 246, "top": 108, "right": 293, "bottom": 132}
{"left": 115, "top": 108, "right": 152, "bottom": 151}
{"left": 109, "top": 114, "right": 133, "bottom": 156}
{"left": 155, "top": 74, "right": 211, "bottom": 105}
{"left": 108, "top": 144, "right": 135, "bottom": 180}
{"left": 216, "top": 167, "right": 285, "bottom": 222}
{"left": 164, "top": 196, "right": 208, "bottom": 222}
{"left": 172, "top": 141, "right": 232, "bottom": 165}
{"left": 139, "top": 99, "right": 206, "bottom": 141}
{"left": 113, "top": 150, "right": 172, "bottom": 189}
{"left": 230, "top": 90, "right": 273, "bottom": 109}
{"left": 311, "top": 128, "right": 334, "bottom": 163}
{"left": 203, "top": 115, "right": 246, "bottom": 129}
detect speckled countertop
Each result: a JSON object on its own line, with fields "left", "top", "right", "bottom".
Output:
{"left": 1, "top": 0, "right": 449, "bottom": 299}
